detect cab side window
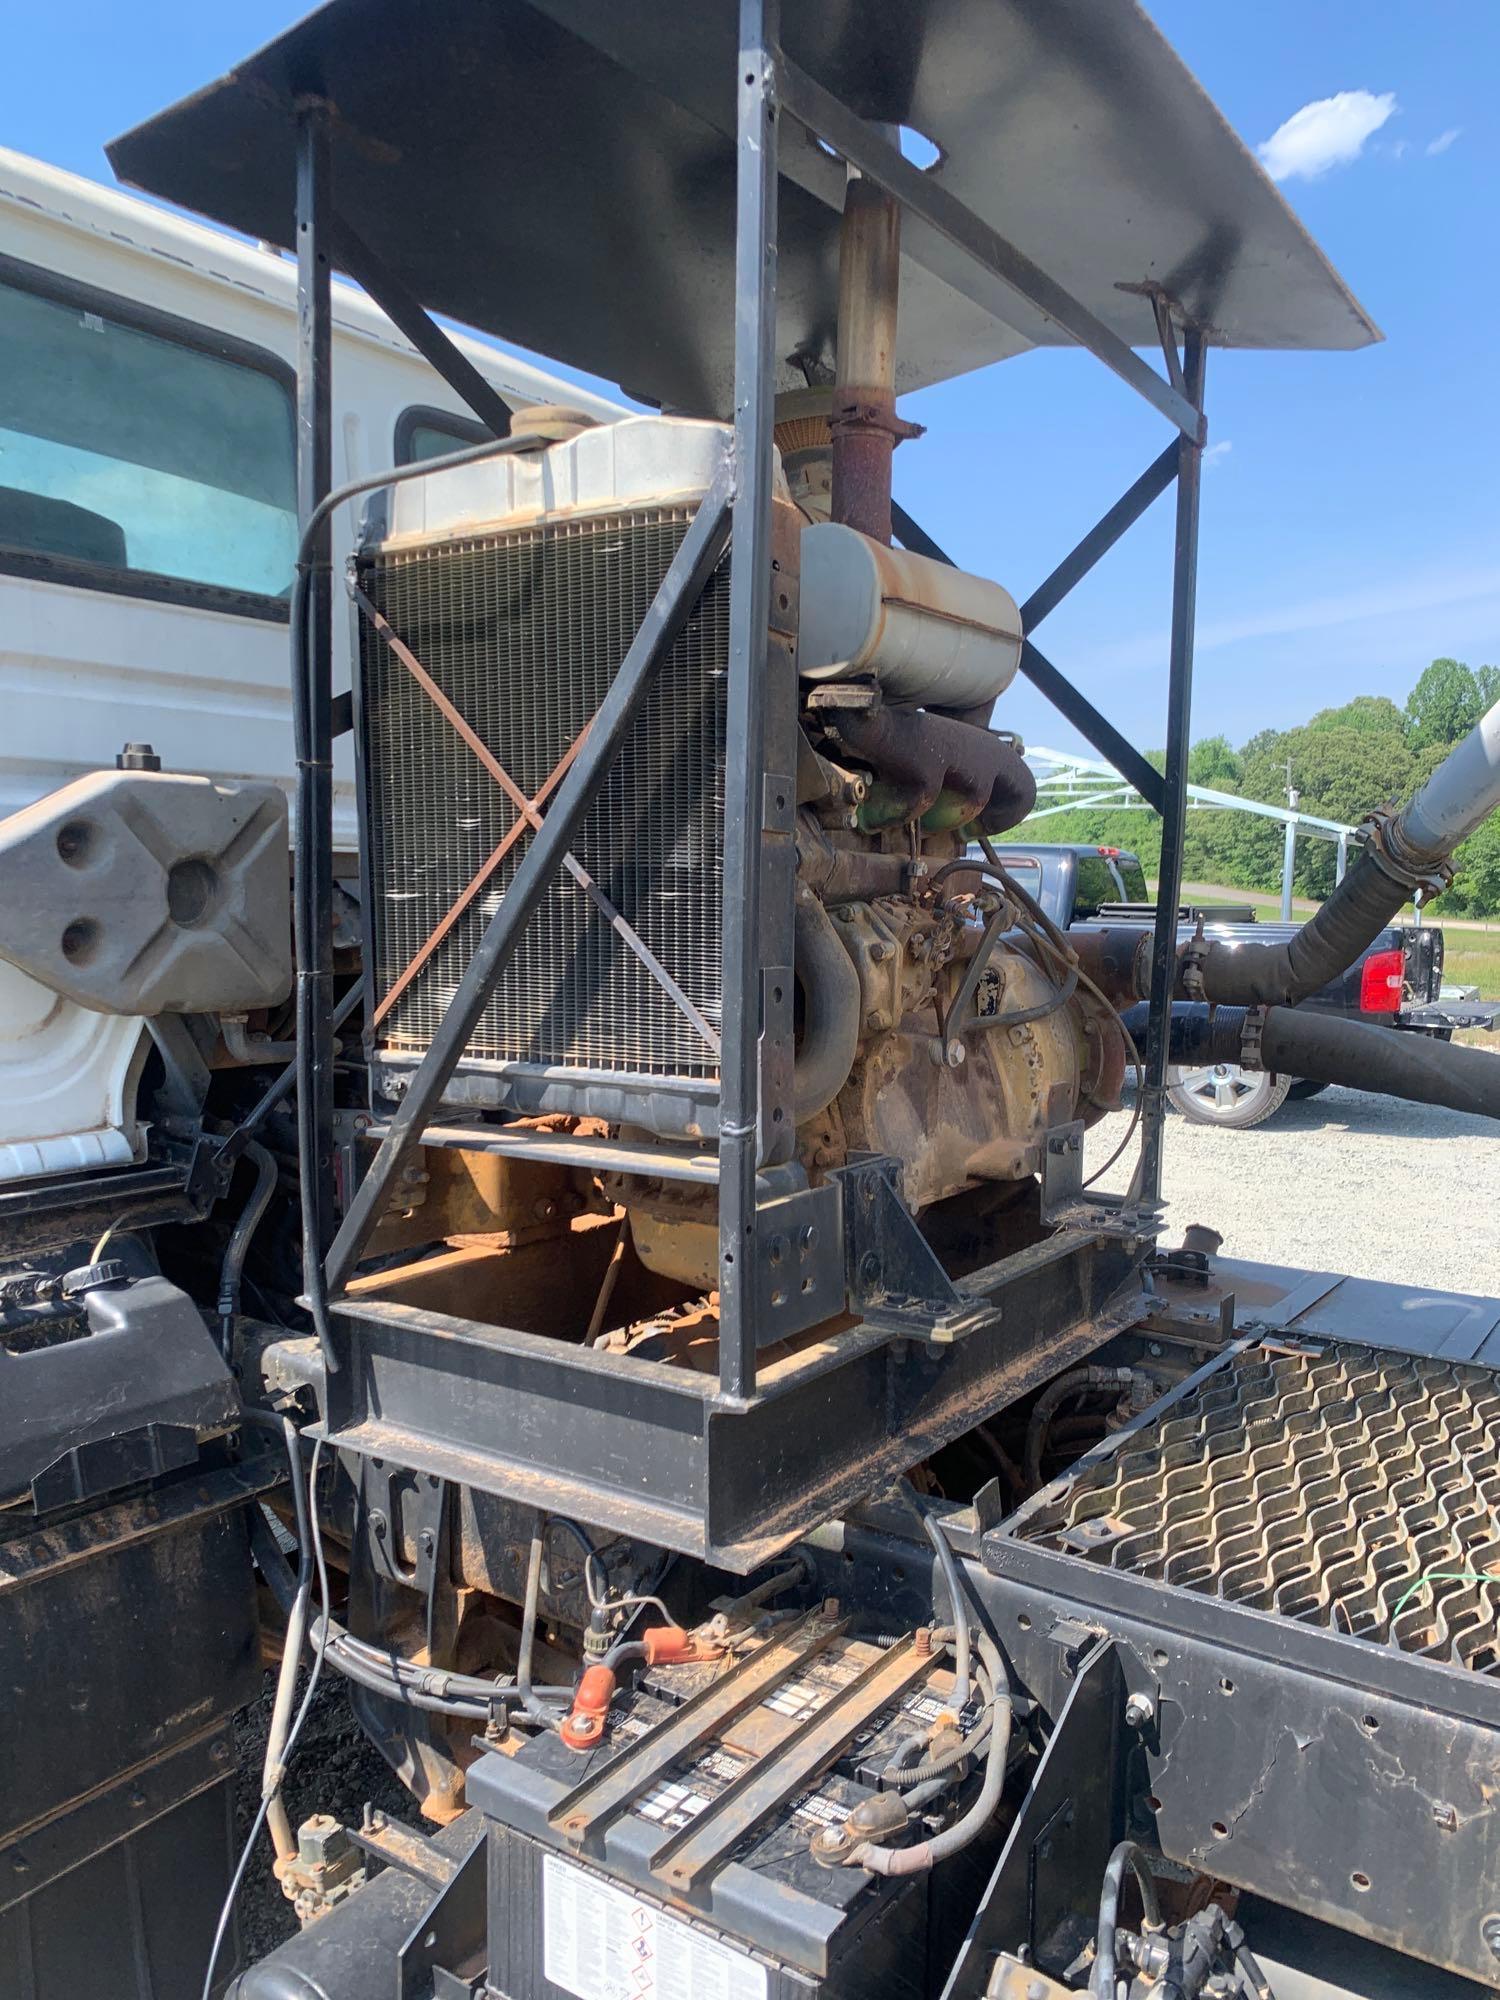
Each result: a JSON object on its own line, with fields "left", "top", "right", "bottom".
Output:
{"left": 0, "top": 258, "right": 296, "bottom": 611}
{"left": 395, "top": 405, "right": 491, "bottom": 466}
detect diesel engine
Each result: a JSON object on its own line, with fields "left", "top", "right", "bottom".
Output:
{"left": 354, "top": 399, "right": 1126, "bottom": 1304}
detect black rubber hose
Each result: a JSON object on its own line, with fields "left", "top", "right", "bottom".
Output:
{"left": 897, "top": 1483, "right": 971, "bottom": 1710}
{"left": 1119, "top": 1002, "right": 1250, "bottom": 1070}
{"left": 1092, "top": 1840, "right": 1164, "bottom": 1999}
{"left": 217, "top": 1140, "right": 278, "bottom": 1356}
{"left": 1191, "top": 845, "right": 1410, "bottom": 1008}
{"left": 793, "top": 883, "right": 863, "bottom": 1123}
{"left": 1259, "top": 1007, "right": 1500, "bottom": 1120}
{"left": 1023, "top": 1366, "right": 1135, "bottom": 1489}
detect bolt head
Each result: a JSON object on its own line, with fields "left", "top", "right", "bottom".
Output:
{"left": 1124, "top": 1692, "right": 1156, "bottom": 1728}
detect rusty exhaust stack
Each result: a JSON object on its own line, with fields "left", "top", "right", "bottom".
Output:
{"left": 830, "top": 170, "right": 915, "bottom": 544}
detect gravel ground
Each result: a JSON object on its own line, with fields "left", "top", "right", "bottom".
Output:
{"left": 1087, "top": 1065, "right": 1500, "bottom": 1296}
{"left": 232, "top": 1668, "right": 414, "bottom": 1964}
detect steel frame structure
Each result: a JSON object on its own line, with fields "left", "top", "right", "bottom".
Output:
{"left": 286, "top": 0, "right": 1215, "bottom": 1560}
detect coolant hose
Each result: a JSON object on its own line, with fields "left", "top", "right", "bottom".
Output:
{"left": 1119, "top": 1003, "right": 1247, "bottom": 1069}
{"left": 1259, "top": 1008, "right": 1500, "bottom": 1120}
{"left": 793, "top": 883, "right": 862, "bottom": 1124}
{"left": 1192, "top": 694, "right": 1500, "bottom": 1007}
{"left": 1191, "top": 846, "right": 1409, "bottom": 1007}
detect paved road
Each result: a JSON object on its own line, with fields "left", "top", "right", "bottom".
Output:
{"left": 1087, "top": 1071, "right": 1500, "bottom": 1297}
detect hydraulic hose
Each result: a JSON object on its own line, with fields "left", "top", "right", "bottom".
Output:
{"left": 1023, "top": 1366, "right": 1135, "bottom": 1489}
{"left": 793, "top": 882, "right": 863, "bottom": 1123}
{"left": 1092, "top": 1840, "right": 1164, "bottom": 1999}
{"left": 1190, "top": 694, "right": 1500, "bottom": 1008}
{"left": 1259, "top": 1007, "right": 1500, "bottom": 1121}
{"left": 217, "top": 1139, "right": 278, "bottom": 1357}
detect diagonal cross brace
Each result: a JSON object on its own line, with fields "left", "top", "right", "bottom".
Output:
{"left": 367, "top": 719, "right": 588, "bottom": 1032}
{"left": 351, "top": 583, "right": 721, "bottom": 1056}
{"left": 892, "top": 500, "right": 1168, "bottom": 817}
{"left": 326, "top": 466, "right": 735, "bottom": 1294}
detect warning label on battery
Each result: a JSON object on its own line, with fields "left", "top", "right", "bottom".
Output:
{"left": 542, "top": 1852, "right": 768, "bottom": 2000}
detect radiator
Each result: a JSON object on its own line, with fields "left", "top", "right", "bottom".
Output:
{"left": 357, "top": 504, "right": 729, "bottom": 1082}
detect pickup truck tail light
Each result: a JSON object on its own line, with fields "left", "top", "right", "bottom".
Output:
{"left": 1359, "top": 946, "right": 1405, "bottom": 1014}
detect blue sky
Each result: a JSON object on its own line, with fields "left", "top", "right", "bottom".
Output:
{"left": 4, "top": 2, "right": 1496, "bottom": 760}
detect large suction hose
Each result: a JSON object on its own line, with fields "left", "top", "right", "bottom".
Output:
{"left": 793, "top": 883, "right": 862, "bottom": 1124}
{"left": 1190, "top": 696, "right": 1500, "bottom": 1008}
{"left": 1259, "top": 1009, "right": 1500, "bottom": 1120}
{"left": 1121, "top": 1002, "right": 1500, "bottom": 1122}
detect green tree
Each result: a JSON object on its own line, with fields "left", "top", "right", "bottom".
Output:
{"left": 1187, "top": 734, "right": 1242, "bottom": 787}
{"left": 1404, "top": 658, "right": 1484, "bottom": 751}
{"left": 1307, "top": 694, "right": 1405, "bottom": 738}
{"left": 1240, "top": 723, "right": 1414, "bottom": 898}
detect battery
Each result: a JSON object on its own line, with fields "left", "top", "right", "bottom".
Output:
{"left": 470, "top": 1608, "right": 998, "bottom": 2000}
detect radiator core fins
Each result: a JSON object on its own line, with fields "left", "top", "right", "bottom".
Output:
{"left": 358, "top": 506, "right": 729, "bottom": 1080}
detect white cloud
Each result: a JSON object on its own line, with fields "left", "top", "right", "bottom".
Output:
{"left": 1427, "top": 128, "right": 1462, "bottom": 156}
{"left": 1257, "top": 90, "right": 1397, "bottom": 183}
{"left": 1202, "top": 440, "right": 1233, "bottom": 469}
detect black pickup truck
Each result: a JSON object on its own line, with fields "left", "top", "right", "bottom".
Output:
{"left": 988, "top": 842, "right": 1493, "bottom": 1128}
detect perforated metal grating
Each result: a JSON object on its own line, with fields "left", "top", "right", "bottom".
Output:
{"left": 1018, "top": 1341, "right": 1500, "bottom": 1673}
{"left": 358, "top": 506, "right": 728, "bottom": 1079}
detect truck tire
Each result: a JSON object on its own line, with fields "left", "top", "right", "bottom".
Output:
{"left": 1166, "top": 1063, "right": 1292, "bottom": 1129}
{"left": 1286, "top": 1077, "right": 1330, "bottom": 1100}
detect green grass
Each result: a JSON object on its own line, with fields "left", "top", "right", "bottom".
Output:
{"left": 1444, "top": 934, "right": 1500, "bottom": 995}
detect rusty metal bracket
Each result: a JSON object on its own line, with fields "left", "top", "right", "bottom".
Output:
{"left": 1039, "top": 1121, "right": 1086, "bottom": 1223}
{"left": 827, "top": 1154, "right": 989, "bottom": 1343}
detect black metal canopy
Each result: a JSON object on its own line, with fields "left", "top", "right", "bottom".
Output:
{"left": 107, "top": 0, "right": 1378, "bottom": 416}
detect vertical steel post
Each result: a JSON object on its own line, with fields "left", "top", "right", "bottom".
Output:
{"left": 295, "top": 103, "right": 337, "bottom": 1265}
{"left": 717, "top": 0, "right": 780, "bottom": 1401}
{"left": 1336, "top": 829, "right": 1349, "bottom": 885}
{"left": 1138, "top": 331, "right": 1206, "bottom": 1209}
{"left": 1280, "top": 792, "right": 1299, "bottom": 921}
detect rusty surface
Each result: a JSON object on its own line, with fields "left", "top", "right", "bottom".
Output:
{"left": 831, "top": 174, "right": 905, "bottom": 544}
{"left": 363, "top": 1134, "right": 607, "bottom": 1259}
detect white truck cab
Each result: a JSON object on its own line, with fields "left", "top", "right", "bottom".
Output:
{"left": 0, "top": 147, "right": 619, "bottom": 1177}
